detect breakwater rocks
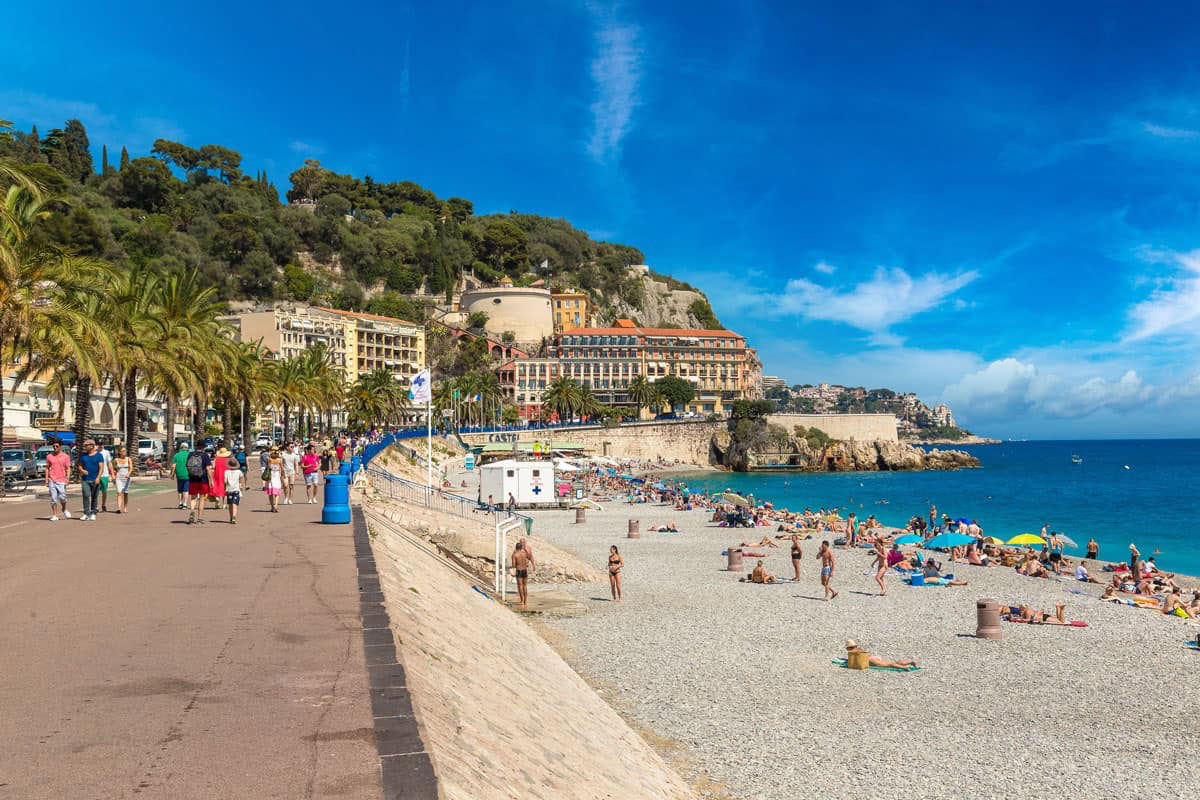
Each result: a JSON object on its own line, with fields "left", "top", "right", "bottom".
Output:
{"left": 711, "top": 430, "right": 980, "bottom": 473}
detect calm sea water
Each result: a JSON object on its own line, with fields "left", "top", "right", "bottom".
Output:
{"left": 676, "top": 440, "right": 1200, "bottom": 576}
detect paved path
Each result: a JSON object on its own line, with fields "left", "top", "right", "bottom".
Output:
{"left": 0, "top": 482, "right": 382, "bottom": 799}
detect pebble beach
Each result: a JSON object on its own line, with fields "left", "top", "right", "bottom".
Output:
{"left": 528, "top": 501, "right": 1200, "bottom": 800}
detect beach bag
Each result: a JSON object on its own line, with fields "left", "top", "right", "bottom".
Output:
{"left": 186, "top": 451, "right": 206, "bottom": 480}
{"left": 847, "top": 651, "right": 870, "bottom": 670}
{"left": 262, "top": 468, "right": 270, "bottom": 483}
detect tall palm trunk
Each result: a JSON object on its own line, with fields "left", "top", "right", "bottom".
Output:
{"left": 193, "top": 394, "right": 204, "bottom": 442}
{"left": 221, "top": 395, "right": 233, "bottom": 449}
{"left": 282, "top": 402, "right": 291, "bottom": 443}
{"left": 123, "top": 369, "right": 139, "bottom": 451}
{"left": 165, "top": 395, "right": 178, "bottom": 461}
{"left": 241, "top": 397, "right": 252, "bottom": 450}
{"left": 72, "top": 377, "right": 92, "bottom": 449}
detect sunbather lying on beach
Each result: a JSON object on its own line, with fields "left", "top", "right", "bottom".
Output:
{"left": 1004, "top": 602, "right": 1069, "bottom": 624}
{"left": 648, "top": 521, "right": 679, "bottom": 532}
{"left": 845, "top": 640, "right": 918, "bottom": 670}
{"left": 740, "top": 535, "right": 779, "bottom": 548}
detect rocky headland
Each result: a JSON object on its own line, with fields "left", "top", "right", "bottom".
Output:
{"left": 710, "top": 427, "right": 980, "bottom": 472}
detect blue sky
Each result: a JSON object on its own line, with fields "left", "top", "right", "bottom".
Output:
{"left": 4, "top": 1, "right": 1200, "bottom": 438}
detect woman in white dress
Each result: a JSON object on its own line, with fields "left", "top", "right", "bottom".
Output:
{"left": 112, "top": 446, "right": 134, "bottom": 514}
{"left": 265, "top": 449, "right": 283, "bottom": 512}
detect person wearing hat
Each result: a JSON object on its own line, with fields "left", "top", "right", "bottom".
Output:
{"left": 172, "top": 442, "right": 192, "bottom": 509}
{"left": 845, "top": 640, "right": 919, "bottom": 671}
{"left": 211, "top": 446, "right": 231, "bottom": 510}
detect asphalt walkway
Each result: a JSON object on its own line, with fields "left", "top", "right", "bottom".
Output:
{"left": 0, "top": 481, "right": 383, "bottom": 799}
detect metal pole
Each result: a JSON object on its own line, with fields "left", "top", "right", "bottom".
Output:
{"left": 425, "top": 399, "right": 432, "bottom": 494}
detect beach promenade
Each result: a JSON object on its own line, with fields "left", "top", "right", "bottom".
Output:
{"left": 0, "top": 483, "right": 390, "bottom": 799}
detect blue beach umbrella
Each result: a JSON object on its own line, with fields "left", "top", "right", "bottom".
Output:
{"left": 894, "top": 534, "right": 924, "bottom": 545}
{"left": 924, "top": 532, "right": 976, "bottom": 550}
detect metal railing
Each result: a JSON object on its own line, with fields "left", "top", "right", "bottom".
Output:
{"left": 366, "top": 465, "right": 533, "bottom": 534}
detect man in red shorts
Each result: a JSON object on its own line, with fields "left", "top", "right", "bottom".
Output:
{"left": 185, "top": 446, "right": 213, "bottom": 525}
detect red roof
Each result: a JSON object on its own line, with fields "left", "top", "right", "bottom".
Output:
{"left": 560, "top": 326, "right": 742, "bottom": 339}
{"left": 315, "top": 306, "right": 420, "bottom": 326}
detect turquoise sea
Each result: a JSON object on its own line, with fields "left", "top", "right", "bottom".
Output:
{"left": 676, "top": 439, "right": 1200, "bottom": 576}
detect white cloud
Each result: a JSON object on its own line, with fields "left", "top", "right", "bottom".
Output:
{"left": 813, "top": 261, "right": 836, "bottom": 275}
{"left": 943, "top": 358, "right": 1154, "bottom": 422}
{"left": 1125, "top": 247, "right": 1200, "bottom": 341}
{"left": 1142, "top": 121, "right": 1200, "bottom": 139}
{"left": 772, "top": 266, "right": 979, "bottom": 333}
{"left": 586, "top": 9, "right": 642, "bottom": 163}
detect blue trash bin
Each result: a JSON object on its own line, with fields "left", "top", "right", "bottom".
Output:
{"left": 339, "top": 461, "right": 351, "bottom": 477}
{"left": 351, "top": 455, "right": 362, "bottom": 478}
{"left": 322, "top": 474, "right": 351, "bottom": 524}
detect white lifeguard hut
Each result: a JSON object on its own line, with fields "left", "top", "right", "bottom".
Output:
{"left": 478, "top": 459, "right": 556, "bottom": 508}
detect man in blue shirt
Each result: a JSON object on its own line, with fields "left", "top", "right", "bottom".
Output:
{"left": 77, "top": 439, "right": 106, "bottom": 521}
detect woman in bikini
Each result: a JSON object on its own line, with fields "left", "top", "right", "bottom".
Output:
{"left": 872, "top": 540, "right": 888, "bottom": 595}
{"left": 790, "top": 535, "right": 803, "bottom": 581}
{"left": 607, "top": 545, "right": 623, "bottom": 602}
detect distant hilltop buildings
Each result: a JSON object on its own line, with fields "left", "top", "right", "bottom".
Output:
{"left": 761, "top": 380, "right": 967, "bottom": 438}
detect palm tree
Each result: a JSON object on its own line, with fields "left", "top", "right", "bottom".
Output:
{"left": 626, "top": 375, "right": 655, "bottom": 419}
{"left": 345, "top": 368, "right": 410, "bottom": 431}
{"left": 0, "top": 170, "right": 112, "bottom": 462}
{"left": 541, "top": 376, "right": 582, "bottom": 423}
{"left": 576, "top": 384, "right": 602, "bottom": 421}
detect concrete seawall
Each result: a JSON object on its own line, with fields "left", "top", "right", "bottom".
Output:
{"left": 766, "top": 413, "right": 898, "bottom": 442}
{"left": 462, "top": 421, "right": 722, "bottom": 465}
{"left": 365, "top": 504, "right": 699, "bottom": 800}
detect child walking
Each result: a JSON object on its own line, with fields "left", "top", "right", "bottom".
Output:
{"left": 224, "top": 456, "right": 243, "bottom": 524}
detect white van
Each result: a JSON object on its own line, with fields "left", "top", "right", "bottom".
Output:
{"left": 138, "top": 438, "right": 165, "bottom": 459}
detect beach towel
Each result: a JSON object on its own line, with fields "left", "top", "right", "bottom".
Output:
{"left": 1004, "top": 617, "right": 1089, "bottom": 627}
{"left": 1186, "top": 641, "right": 1199, "bottom": 651}
{"left": 831, "top": 658, "right": 921, "bottom": 673}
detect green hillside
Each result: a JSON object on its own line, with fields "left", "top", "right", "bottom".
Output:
{"left": 0, "top": 117, "right": 652, "bottom": 322}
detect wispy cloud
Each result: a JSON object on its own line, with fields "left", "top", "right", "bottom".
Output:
{"left": 770, "top": 265, "right": 980, "bottom": 335}
{"left": 1124, "top": 247, "right": 1200, "bottom": 341}
{"left": 813, "top": 261, "right": 836, "bottom": 275}
{"left": 289, "top": 140, "right": 324, "bottom": 156}
{"left": 586, "top": 6, "right": 643, "bottom": 163}
{"left": 0, "top": 90, "right": 183, "bottom": 154}
{"left": 1141, "top": 121, "right": 1200, "bottom": 139}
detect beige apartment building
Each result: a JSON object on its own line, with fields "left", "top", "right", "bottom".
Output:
{"left": 229, "top": 305, "right": 425, "bottom": 386}
{"left": 546, "top": 319, "right": 760, "bottom": 417}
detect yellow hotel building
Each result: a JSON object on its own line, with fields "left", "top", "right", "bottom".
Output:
{"left": 551, "top": 289, "right": 590, "bottom": 332}
{"left": 229, "top": 305, "right": 425, "bottom": 386}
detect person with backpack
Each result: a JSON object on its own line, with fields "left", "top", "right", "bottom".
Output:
{"left": 172, "top": 443, "right": 192, "bottom": 509}
{"left": 185, "top": 446, "right": 213, "bottom": 525}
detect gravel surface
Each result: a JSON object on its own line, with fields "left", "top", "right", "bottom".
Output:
{"left": 531, "top": 503, "right": 1200, "bottom": 800}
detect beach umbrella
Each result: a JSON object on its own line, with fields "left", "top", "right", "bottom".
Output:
{"left": 1055, "top": 533, "right": 1078, "bottom": 548}
{"left": 924, "top": 532, "right": 975, "bottom": 549}
{"left": 651, "top": 482, "right": 667, "bottom": 490}
{"left": 894, "top": 534, "right": 924, "bottom": 545}
{"left": 983, "top": 536, "right": 1006, "bottom": 545}
{"left": 719, "top": 492, "right": 751, "bottom": 507}
{"left": 1006, "top": 533, "right": 1046, "bottom": 546}
{"left": 955, "top": 517, "right": 973, "bottom": 524}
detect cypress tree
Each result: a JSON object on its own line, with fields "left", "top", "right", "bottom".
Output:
{"left": 119, "top": 146, "right": 130, "bottom": 171}
{"left": 101, "top": 144, "right": 110, "bottom": 175}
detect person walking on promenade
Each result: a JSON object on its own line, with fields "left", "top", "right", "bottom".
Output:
{"left": 264, "top": 449, "right": 283, "bottom": 513}
{"left": 44, "top": 439, "right": 72, "bottom": 521}
{"left": 872, "top": 540, "right": 888, "bottom": 596}
{"left": 258, "top": 446, "right": 270, "bottom": 490}
{"left": 98, "top": 442, "right": 114, "bottom": 513}
{"left": 112, "top": 446, "right": 133, "bottom": 514}
{"left": 173, "top": 443, "right": 191, "bottom": 509}
{"left": 224, "top": 456, "right": 243, "bottom": 524}
{"left": 185, "top": 446, "right": 212, "bottom": 525}
{"left": 818, "top": 540, "right": 838, "bottom": 600}
{"left": 300, "top": 444, "right": 321, "bottom": 504}
{"left": 512, "top": 540, "right": 532, "bottom": 606}
{"left": 280, "top": 442, "right": 300, "bottom": 506}
{"left": 608, "top": 545, "right": 623, "bottom": 602}
{"left": 790, "top": 534, "right": 803, "bottom": 581}
{"left": 76, "top": 439, "right": 105, "bottom": 521}
{"left": 210, "top": 446, "right": 230, "bottom": 510}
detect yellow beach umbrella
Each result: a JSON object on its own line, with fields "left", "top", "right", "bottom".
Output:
{"left": 1006, "top": 533, "right": 1046, "bottom": 546}
{"left": 983, "top": 536, "right": 1006, "bottom": 545}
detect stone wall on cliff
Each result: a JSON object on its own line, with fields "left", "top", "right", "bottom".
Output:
{"left": 461, "top": 421, "right": 721, "bottom": 465}
{"left": 767, "top": 413, "right": 898, "bottom": 443}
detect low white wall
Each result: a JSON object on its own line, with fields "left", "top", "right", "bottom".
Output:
{"left": 767, "top": 413, "right": 898, "bottom": 442}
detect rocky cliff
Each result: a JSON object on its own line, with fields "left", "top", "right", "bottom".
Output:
{"left": 710, "top": 428, "right": 979, "bottom": 473}
{"left": 598, "top": 271, "right": 719, "bottom": 329}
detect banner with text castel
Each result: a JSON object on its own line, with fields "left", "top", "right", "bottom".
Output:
{"left": 410, "top": 369, "right": 431, "bottom": 404}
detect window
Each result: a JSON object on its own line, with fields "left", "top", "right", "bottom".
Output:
{"left": 532, "top": 470, "right": 540, "bottom": 477}
{"left": 507, "top": 470, "right": 515, "bottom": 477}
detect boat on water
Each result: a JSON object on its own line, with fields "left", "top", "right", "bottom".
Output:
{"left": 1071, "top": 455, "right": 1083, "bottom": 464}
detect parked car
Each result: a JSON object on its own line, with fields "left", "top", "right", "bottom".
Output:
{"left": 137, "top": 438, "right": 165, "bottom": 459}
{"left": 254, "top": 434, "right": 272, "bottom": 449}
{"left": 3, "top": 448, "right": 36, "bottom": 480}
{"left": 34, "top": 445, "right": 55, "bottom": 476}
